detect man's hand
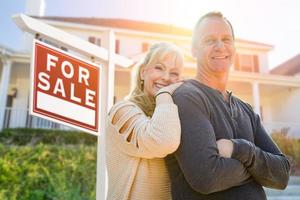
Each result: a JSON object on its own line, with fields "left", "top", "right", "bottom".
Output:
{"left": 217, "top": 139, "right": 233, "bottom": 158}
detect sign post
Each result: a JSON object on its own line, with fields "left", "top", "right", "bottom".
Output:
{"left": 12, "top": 14, "right": 133, "bottom": 200}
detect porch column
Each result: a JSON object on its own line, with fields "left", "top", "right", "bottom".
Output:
{"left": 0, "top": 59, "right": 12, "bottom": 131}
{"left": 252, "top": 81, "right": 261, "bottom": 116}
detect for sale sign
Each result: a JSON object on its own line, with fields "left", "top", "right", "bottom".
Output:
{"left": 30, "top": 40, "right": 100, "bottom": 134}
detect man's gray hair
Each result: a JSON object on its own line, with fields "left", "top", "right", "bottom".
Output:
{"left": 192, "top": 11, "right": 235, "bottom": 49}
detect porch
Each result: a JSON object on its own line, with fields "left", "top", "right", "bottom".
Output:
{"left": 2, "top": 106, "right": 300, "bottom": 138}
{"left": 3, "top": 107, "right": 70, "bottom": 130}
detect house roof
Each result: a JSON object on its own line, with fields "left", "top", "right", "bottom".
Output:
{"left": 0, "top": 44, "right": 14, "bottom": 56}
{"left": 34, "top": 16, "right": 191, "bottom": 36}
{"left": 270, "top": 54, "right": 300, "bottom": 75}
{"left": 34, "top": 16, "right": 273, "bottom": 48}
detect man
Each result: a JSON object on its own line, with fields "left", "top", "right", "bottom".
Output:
{"left": 166, "top": 11, "right": 290, "bottom": 200}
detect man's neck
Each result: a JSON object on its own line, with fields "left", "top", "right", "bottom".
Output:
{"left": 195, "top": 70, "right": 228, "bottom": 94}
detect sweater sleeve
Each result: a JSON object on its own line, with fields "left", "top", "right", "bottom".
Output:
{"left": 173, "top": 93, "right": 250, "bottom": 194}
{"left": 231, "top": 112, "right": 290, "bottom": 190}
{"left": 107, "top": 101, "right": 181, "bottom": 159}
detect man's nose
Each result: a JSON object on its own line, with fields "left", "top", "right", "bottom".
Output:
{"left": 215, "top": 40, "right": 225, "bottom": 49}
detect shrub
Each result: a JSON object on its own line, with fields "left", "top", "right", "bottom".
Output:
{"left": 271, "top": 128, "right": 300, "bottom": 175}
{"left": 0, "top": 129, "right": 97, "bottom": 200}
{"left": 0, "top": 128, "right": 97, "bottom": 146}
{"left": 0, "top": 144, "right": 96, "bottom": 200}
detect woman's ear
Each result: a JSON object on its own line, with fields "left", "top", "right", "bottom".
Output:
{"left": 140, "top": 64, "right": 146, "bottom": 80}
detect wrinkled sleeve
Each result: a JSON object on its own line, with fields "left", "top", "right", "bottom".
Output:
{"left": 173, "top": 93, "right": 250, "bottom": 194}
{"left": 107, "top": 101, "right": 181, "bottom": 159}
{"left": 231, "top": 112, "right": 290, "bottom": 189}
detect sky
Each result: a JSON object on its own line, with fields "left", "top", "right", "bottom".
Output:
{"left": 1, "top": 0, "right": 300, "bottom": 69}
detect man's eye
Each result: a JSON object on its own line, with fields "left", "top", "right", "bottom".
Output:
{"left": 223, "top": 38, "right": 233, "bottom": 43}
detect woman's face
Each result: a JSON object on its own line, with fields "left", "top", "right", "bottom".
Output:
{"left": 141, "top": 53, "right": 183, "bottom": 97}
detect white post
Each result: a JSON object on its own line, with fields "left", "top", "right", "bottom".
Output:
{"left": 0, "top": 59, "right": 12, "bottom": 130}
{"left": 252, "top": 82, "right": 261, "bottom": 116}
{"left": 102, "top": 30, "right": 116, "bottom": 110}
{"left": 96, "top": 30, "right": 116, "bottom": 200}
{"left": 23, "top": 0, "right": 46, "bottom": 51}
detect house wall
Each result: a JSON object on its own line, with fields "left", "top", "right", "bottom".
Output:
{"left": 270, "top": 89, "right": 300, "bottom": 122}
{"left": 260, "top": 96, "right": 273, "bottom": 122}
{"left": 114, "top": 70, "right": 131, "bottom": 102}
{"left": 0, "top": 64, "right": 2, "bottom": 77}
{"left": 265, "top": 88, "right": 300, "bottom": 137}
{"left": 9, "top": 62, "right": 30, "bottom": 128}
{"left": 118, "top": 36, "right": 145, "bottom": 57}
{"left": 233, "top": 92, "right": 268, "bottom": 120}
{"left": 58, "top": 26, "right": 144, "bottom": 56}
{"left": 55, "top": 25, "right": 194, "bottom": 59}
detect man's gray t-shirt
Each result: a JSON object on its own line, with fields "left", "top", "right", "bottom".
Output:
{"left": 165, "top": 79, "right": 290, "bottom": 200}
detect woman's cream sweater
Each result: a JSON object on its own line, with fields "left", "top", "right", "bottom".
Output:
{"left": 106, "top": 100, "right": 181, "bottom": 200}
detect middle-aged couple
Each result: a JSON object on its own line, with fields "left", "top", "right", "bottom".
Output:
{"left": 105, "top": 11, "right": 291, "bottom": 200}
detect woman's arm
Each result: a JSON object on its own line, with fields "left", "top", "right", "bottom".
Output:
{"left": 108, "top": 83, "right": 182, "bottom": 159}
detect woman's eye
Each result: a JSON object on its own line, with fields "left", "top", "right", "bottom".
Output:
{"left": 154, "top": 65, "right": 163, "bottom": 70}
{"left": 170, "top": 72, "right": 179, "bottom": 78}
{"left": 205, "top": 38, "right": 215, "bottom": 44}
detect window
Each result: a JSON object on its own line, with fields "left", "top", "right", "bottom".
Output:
{"left": 234, "top": 54, "right": 259, "bottom": 73}
{"left": 88, "top": 37, "right": 119, "bottom": 53}
{"left": 88, "top": 36, "right": 95, "bottom": 44}
{"left": 240, "top": 54, "right": 253, "bottom": 72}
{"left": 115, "top": 39, "right": 120, "bottom": 54}
{"left": 60, "top": 46, "right": 68, "bottom": 52}
{"left": 253, "top": 55, "right": 259, "bottom": 72}
{"left": 142, "top": 42, "right": 149, "bottom": 52}
{"left": 88, "top": 36, "right": 101, "bottom": 47}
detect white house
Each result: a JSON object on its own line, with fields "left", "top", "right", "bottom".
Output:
{"left": 1, "top": 0, "right": 300, "bottom": 137}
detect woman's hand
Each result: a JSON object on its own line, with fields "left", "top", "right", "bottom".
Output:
{"left": 156, "top": 81, "right": 184, "bottom": 96}
{"left": 217, "top": 139, "right": 234, "bottom": 158}
{"left": 155, "top": 82, "right": 183, "bottom": 104}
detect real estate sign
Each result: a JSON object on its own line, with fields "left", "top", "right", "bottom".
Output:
{"left": 30, "top": 40, "right": 101, "bottom": 134}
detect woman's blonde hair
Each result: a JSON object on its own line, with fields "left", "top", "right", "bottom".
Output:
{"left": 130, "top": 42, "right": 184, "bottom": 97}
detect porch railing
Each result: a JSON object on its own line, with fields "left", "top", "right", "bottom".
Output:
{"left": 3, "top": 107, "right": 71, "bottom": 130}
{"left": 3, "top": 107, "right": 300, "bottom": 137}
{"left": 263, "top": 121, "right": 300, "bottom": 138}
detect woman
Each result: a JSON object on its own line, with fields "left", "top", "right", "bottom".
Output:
{"left": 106, "top": 42, "right": 184, "bottom": 200}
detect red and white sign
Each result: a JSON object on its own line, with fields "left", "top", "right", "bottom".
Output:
{"left": 30, "top": 40, "right": 100, "bottom": 134}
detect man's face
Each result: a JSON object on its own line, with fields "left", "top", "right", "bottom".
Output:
{"left": 192, "top": 17, "right": 235, "bottom": 74}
